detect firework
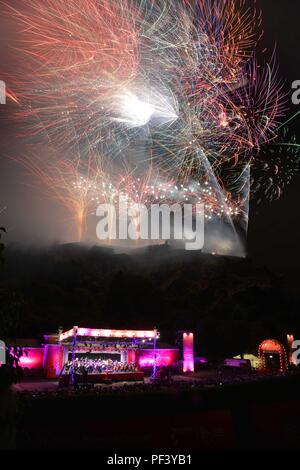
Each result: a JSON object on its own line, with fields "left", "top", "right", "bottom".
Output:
{"left": 251, "top": 129, "right": 300, "bottom": 203}
{"left": 5, "top": 1, "right": 276, "bottom": 157}
{"left": 4, "top": 0, "right": 298, "bottom": 245}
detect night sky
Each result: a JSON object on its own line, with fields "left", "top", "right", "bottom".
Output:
{"left": 0, "top": 0, "right": 299, "bottom": 287}
{"left": 248, "top": 0, "right": 300, "bottom": 288}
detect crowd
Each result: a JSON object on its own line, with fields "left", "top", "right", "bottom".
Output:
{"left": 14, "top": 374, "right": 292, "bottom": 398}
{"left": 14, "top": 370, "right": 292, "bottom": 400}
{"left": 63, "top": 357, "right": 138, "bottom": 375}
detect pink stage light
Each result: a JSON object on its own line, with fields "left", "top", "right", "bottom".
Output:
{"left": 19, "top": 356, "right": 35, "bottom": 366}
{"left": 18, "top": 348, "right": 44, "bottom": 369}
{"left": 183, "top": 332, "right": 194, "bottom": 373}
{"left": 137, "top": 349, "right": 178, "bottom": 368}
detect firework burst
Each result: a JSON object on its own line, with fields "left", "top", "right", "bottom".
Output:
{"left": 3, "top": 0, "right": 298, "bottom": 246}
{"left": 251, "top": 129, "right": 300, "bottom": 203}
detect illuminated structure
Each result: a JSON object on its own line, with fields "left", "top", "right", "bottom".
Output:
{"left": 258, "top": 339, "right": 288, "bottom": 372}
{"left": 12, "top": 327, "right": 180, "bottom": 381}
{"left": 183, "top": 332, "right": 194, "bottom": 373}
{"left": 59, "top": 326, "right": 159, "bottom": 384}
{"left": 59, "top": 327, "right": 157, "bottom": 341}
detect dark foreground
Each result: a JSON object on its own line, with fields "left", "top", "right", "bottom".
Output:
{"left": 6, "top": 373, "right": 300, "bottom": 450}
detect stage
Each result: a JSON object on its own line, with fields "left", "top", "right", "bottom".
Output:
{"left": 59, "top": 371, "right": 145, "bottom": 386}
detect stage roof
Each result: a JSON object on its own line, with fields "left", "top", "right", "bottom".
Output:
{"left": 59, "top": 327, "right": 159, "bottom": 342}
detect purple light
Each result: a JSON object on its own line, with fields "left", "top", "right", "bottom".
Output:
{"left": 183, "top": 332, "right": 194, "bottom": 373}
{"left": 195, "top": 357, "right": 208, "bottom": 364}
{"left": 137, "top": 349, "right": 178, "bottom": 368}
{"left": 18, "top": 348, "right": 44, "bottom": 369}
